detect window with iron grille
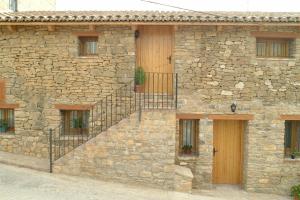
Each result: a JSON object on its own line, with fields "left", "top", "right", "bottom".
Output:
{"left": 78, "top": 36, "right": 98, "bottom": 56}
{"left": 256, "top": 38, "right": 294, "bottom": 58}
{"left": 179, "top": 119, "right": 199, "bottom": 155}
{"left": 61, "top": 110, "right": 89, "bottom": 135}
{"left": 284, "top": 120, "right": 300, "bottom": 157}
{"left": 0, "top": 109, "right": 14, "bottom": 133}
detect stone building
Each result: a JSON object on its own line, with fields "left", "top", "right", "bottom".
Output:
{"left": 0, "top": 11, "right": 299, "bottom": 195}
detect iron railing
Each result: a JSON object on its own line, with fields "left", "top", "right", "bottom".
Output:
{"left": 49, "top": 72, "right": 178, "bottom": 172}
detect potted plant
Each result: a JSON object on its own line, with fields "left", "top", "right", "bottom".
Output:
{"left": 134, "top": 67, "right": 145, "bottom": 93}
{"left": 291, "top": 152, "right": 300, "bottom": 159}
{"left": 182, "top": 145, "right": 193, "bottom": 155}
{"left": 0, "top": 119, "right": 8, "bottom": 133}
{"left": 291, "top": 184, "right": 300, "bottom": 200}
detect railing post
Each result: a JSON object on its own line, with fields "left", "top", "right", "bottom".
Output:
{"left": 175, "top": 73, "right": 178, "bottom": 109}
{"left": 49, "top": 128, "right": 53, "bottom": 173}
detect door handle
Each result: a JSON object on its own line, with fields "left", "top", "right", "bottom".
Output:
{"left": 213, "top": 147, "right": 218, "bottom": 156}
{"left": 167, "top": 55, "right": 172, "bottom": 64}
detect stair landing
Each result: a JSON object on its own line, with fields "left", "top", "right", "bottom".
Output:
{"left": 0, "top": 151, "right": 49, "bottom": 172}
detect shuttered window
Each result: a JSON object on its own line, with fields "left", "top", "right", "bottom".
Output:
{"left": 284, "top": 120, "right": 300, "bottom": 156}
{"left": 256, "top": 38, "right": 294, "bottom": 58}
{"left": 0, "top": 109, "right": 14, "bottom": 133}
{"left": 78, "top": 36, "right": 98, "bottom": 56}
{"left": 179, "top": 119, "right": 199, "bottom": 155}
{"left": 61, "top": 110, "right": 89, "bottom": 135}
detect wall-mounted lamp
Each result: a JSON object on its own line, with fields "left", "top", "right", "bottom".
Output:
{"left": 231, "top": 102, "right": 237, "bottom": 113}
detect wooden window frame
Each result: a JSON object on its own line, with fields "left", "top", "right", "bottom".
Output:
{"left": 256, "top": 37, "right": 294, "bottom": 58}
{"left": 284, "top": 120, "right": 300, "bottom": 157}
{"left": 78, "top": 36, "right": 98, "bottom": 57}
{"left": 61, "top": 110, "right": 90, "bottom": 135}
{"left": 179, "top": 119, "right": 199, "bottom": 156}
{"left": 0, "top": 108, "right": 15, "bottom": 133}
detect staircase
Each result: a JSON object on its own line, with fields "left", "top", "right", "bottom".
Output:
{"left": 49, "top": 73, "right": 178, "bottom": 172}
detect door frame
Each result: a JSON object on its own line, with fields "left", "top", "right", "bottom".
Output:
{"left": 212, "top": 119, "right": 246, "bottom": 185}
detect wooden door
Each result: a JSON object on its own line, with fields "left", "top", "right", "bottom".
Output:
{"left": 213, "top": 120, "right": 244, "bottom": 184}
{"left": 136, "top": 26, "right": 173, "bottom": 93}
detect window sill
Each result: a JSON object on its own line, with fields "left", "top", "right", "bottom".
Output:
{"left": 177, "top": 154, "right": 199, "bottom": 160}
{"left": 256, "top": 57, "right": 296, "bottom": 61}
{"left": 0, "top": 132, "right": 16, "bottom": 138}
{"left": 284, "top": 158, "right": 300, "bottom": 162}
{"left": 76, "top": 56, "right": 99, "bottom": 59}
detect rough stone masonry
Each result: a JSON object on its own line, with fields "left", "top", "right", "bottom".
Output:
{"left": 0, "top": 22, "right": 299, "bottom": 195}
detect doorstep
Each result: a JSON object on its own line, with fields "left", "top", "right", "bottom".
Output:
{"left": 0, "top": 151, "right": 49, "bottom": 172}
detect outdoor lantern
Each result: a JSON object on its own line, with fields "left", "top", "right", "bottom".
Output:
{"left": 231, "top": 102, "right": 237, "bottom": 113}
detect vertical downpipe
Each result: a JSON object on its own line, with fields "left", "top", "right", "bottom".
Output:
{"left": 49, "top": 129, "right": 53, "bottom": 173}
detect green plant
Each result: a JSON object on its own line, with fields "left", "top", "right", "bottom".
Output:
{"left": 182, "top": 145, "right": 193, "bottom": 153}
{"left": 73, "top": 118, "right": 83, "bottom": 128}
{"left": 291, "top": 184, "right": 300, "bottom": 198}
{"left": 291, "top": 151, "right": 300, "bottom": 158}
{"left": 0, "top": 119, "right": 8, "bottom": 132}
{"left": 134, "top": 67, "right": 145, "bottom": 85}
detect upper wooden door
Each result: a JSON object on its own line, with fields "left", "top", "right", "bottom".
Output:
{"left": 213, "top": 120, "right": 244, "bottom": 184}
{"left": 136, "top": 26, "right": 173, "bottom": 93}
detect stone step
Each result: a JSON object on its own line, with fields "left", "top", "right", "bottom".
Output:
{"left": 0, "top": 151, "right": 49, "bottom": 172}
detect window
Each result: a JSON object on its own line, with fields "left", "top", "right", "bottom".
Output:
{"left": 78, "top": 36, "right": 98, "bottom": 56}
{"left": 0, "top": 109, "right": 14, "bottom": 133}
{"left": 9, "top": 0, "right": 17, "bottom": 11}
{"left": 61, "top": 110, "right": 89, "bottom": 135}
{"left": 179, "top": 119, "right": 199, "bottom": 155}
{"left": 256, "top": 38, "right": 294, "bottom": 58}
{"left": 284, "top": 120, "right": 300, "bottom": 157}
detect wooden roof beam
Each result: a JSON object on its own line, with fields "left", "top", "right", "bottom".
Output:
{"left": 7, "top": 25, "right": 16, "bottom": 32}
{"left": 89, "top": 24, "right": 96, "bottom": 31}
{"left": 47, "top": 25, "right": 55, "bottom": 32}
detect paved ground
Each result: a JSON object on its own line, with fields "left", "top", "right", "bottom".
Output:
{"left": 0, "top": 163, "right": 290, "bottom": 200}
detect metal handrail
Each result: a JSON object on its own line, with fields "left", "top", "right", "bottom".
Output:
{"left": 49, "top": 72, "right": 178, "bottom": 172}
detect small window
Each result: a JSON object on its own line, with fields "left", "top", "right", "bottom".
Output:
{"left": 78, "top": 36, "right": 98, "bottom": 56}
{"left": 284, "top": 120, "right": 300, "bottom": 157}
{"left": 179, "top": 119, "right": 199, "bottom": 155}
{"left": 256, "top": 38, "right": 294, "bottom": 58}
{"left": 61, "top": 110, "right": 89, "bottom": 135}
{"left": 0, "top": 109, "right": 15, "bottom": 133}
{"left": 9, "top": 0, "right": 17, "bottom": 11}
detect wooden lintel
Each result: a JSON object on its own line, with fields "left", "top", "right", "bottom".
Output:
{"left": 55, "top": 104, "right": 93, "bottom": 111}
{"left": 251, "top": 31, "right": 300, "bottom": 38}
{"left": 258, "top": 26, "right": 264, "bottom": 32}
{"left": 279, "top": 115, "right": 300, "bottom": 121}
{"left": 208, "top": 114, "right": 254, "bottom": 120}
{"left": 0, "top": 80, "right": 5, "bottom": 102}
{"left": 7, "top": 25, "right": 16, "bottom": 32}
{"left": 88, "top": 24, "right": 96, "bottom": 31}
{"left": 47, "top": 25, "right": 55, "bottom": 32}
{"left": 217, "top": 25, "right": 223, "bottom": 32}
{"left": 176, "top": 113, "right": 204, "bottom": 120}
{"left": 0, "top": 103, "right": 19, "bottom": 109}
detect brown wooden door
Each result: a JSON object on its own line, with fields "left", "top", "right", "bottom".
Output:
{"left": 213, "top": 120, "right": 244, "bottom": 184}
{"left": 136, "top": 26, "right": 173, "bottom": 93}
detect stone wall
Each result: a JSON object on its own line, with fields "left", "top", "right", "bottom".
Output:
{"left": 0, "top": 25, "right": 135, "bottom": 158}
{"left": 53, "top": 111, "right": 176, "bottom": 190}
{"left": 175, "top": 25, "right": 300, "bottom": 195}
